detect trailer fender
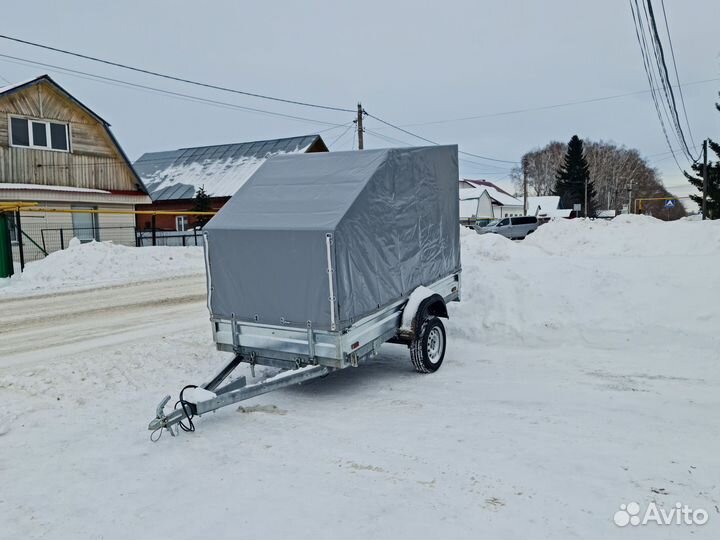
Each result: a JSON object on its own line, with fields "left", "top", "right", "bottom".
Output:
{"left": 397, "top": 286, "right": 448, "bottom": 342}
{"left": 414, "top": 294, "right": 449, "bottom": 324}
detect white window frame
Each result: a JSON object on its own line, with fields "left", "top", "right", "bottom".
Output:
{"left": 176, "top": 215, "right": 189, "bottom": 232}
{"left": 8, "top": 115, "right": 71, "bottom": 152}
{"left": 71, "top": 206, "right": 99, "bottom": 243}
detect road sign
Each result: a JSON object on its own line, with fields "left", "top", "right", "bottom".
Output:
{"left": 664, "top": 200, "right": 676, "bottom": 209}
{"left": 573, "top": 203, "right": 582, "bottom": 212}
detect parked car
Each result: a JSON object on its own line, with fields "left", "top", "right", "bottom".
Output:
{"left": 474, "top": 215, "right": 539, "bottom": 239}
{"left": 473, "top": 217, "right": 495, "bottom": 228}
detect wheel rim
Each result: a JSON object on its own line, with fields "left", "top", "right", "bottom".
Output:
{"left": 427, "top": 326, "right": 444, "bottom": 364}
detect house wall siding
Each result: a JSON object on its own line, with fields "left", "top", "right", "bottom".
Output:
{"left": 135, "top": 198, "right": 227, "bottom": 231}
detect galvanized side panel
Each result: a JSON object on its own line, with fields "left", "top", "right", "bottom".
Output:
{"left": 213, "top": 272, "right": 460, "bottom": 369}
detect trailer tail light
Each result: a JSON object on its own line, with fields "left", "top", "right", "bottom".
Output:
{"left": 351, "top": 341, "right": 360, "bottom": 350}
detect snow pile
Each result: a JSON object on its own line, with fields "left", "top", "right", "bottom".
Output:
{"left": 451, "top": 217, "right": 720, "bottom": 349}
{"left": 400, "top": 285, "right": 435, "bottom": 331}
{"left": 0, "top": 240, "right": 205, "bottom": 297}
{"left": 524, "top": 214, "right": 720, "bottom": 256}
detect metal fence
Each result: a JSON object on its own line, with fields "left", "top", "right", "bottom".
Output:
{"left": 137, "top": 229, "right": 204, "bottom": 247}
{"left": 7, "top": 207, "right": 215, "bottom": 271}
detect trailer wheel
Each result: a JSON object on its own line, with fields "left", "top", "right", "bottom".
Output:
{"left": 410, "top": 316, "right": 446, "bottom": 373}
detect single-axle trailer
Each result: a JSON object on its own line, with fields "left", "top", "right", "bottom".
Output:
{"left": 149, "top": 145, "right": 461, "bottom": 436}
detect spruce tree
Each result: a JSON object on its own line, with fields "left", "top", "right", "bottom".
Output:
{"left": 192, "top": 185, "right": 212, "bottom": 228}
{"left": 684, "top": 93, "right": 720, "bottom": 219}
{"left": 554, "top": 135, "right": 597, "bottom": 216}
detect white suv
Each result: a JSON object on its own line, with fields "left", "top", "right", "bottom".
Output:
{"left": 475, "top": 215, "right": 539, "bottom": 240}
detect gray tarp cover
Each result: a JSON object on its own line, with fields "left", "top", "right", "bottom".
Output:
{"left": 204, "top": 145, "right": 460, "bottom": 331}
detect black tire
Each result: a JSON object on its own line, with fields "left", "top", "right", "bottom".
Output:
{"left": 410, "top": 317, "right": 446, "bottom": 373}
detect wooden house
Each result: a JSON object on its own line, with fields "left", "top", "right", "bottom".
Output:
{"left": 0, "top": 74, "right": 150, "bottom": 261}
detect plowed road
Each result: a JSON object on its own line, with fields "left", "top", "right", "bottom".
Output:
{"left": 0, "top": 275, "right": 207, "bottom": 368}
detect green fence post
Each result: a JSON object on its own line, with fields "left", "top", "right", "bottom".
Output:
{"left": 0, "top": 212, "right": 13, "bottom": 278}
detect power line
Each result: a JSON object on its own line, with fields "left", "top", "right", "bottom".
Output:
{"left": 365, "top": 111, "right": 518, "bottom": 164}
{"left": 3, "top": 50, "right": 508, "bottom": 168}
{"left": 0, "top": 34, "right": 356, "bottom": 113}
{"left": 630, "top": 0, "right": 699, "bottom": 167}
{"left": 364, "top": 127, "right": 512, "bottom": 173}
{"left": 645, "top": 144, "right": 701, "bottom": 161}
{"left": 328, "top": 123, "right": 355, "bottom": 147}
{"left": 641, "top": 0, "right": 689, "bottom": 161}
{"left": 317, "top": 123, "right": 353, "bottom": 135}
{"left": 637, "top": 0, "right": 683, "bottom": 159}
{"left": 629, "top": 0, "right": 685, "bottom": 173}
{"left": 0, "top": 44, "right": 514, "bottom": 167}
{"left": 0, "top": 53, "right": 349, "bottom": 128}
{"left": 658, "top": 0, "right": 696, "bottom": 146}
{"left": 394, "top": 78, "right": 719, "bottom": 128}
{"left": 645, "top": 0, "right": 697, "bottom": 160}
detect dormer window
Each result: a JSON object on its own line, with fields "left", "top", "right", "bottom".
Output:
{"left": 9, "top": 116, "right": 69, "bottom": 152}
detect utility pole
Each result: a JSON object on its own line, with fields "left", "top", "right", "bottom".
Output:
{"left": 627, "top": 180, "right": 633, "bottom": 214}
{"left": 613, "top": 184, "right": 619, "bottom": 212}
{"left": 523, "top": 167, "right": 528, "bottom": 215}
{"left": 357, "top": 103, "right": 364, "bottom": 150}
{"left": 702, "top": 138, "right": 708, "bottom": 220}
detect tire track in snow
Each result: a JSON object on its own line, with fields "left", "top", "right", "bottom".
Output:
{"left": 0, "top": 275, "right": 208, "bottom": 369}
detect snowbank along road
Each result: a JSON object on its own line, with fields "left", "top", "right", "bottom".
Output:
{"left": 0, "top": 216, "right": 718, "bottom": 539}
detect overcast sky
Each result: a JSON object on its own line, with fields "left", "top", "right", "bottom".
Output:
{"left": 0, "top": 0, "right": 717, "bottom": 199}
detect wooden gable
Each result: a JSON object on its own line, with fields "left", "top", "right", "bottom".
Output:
{"left": 0, "top": 77, "right": 144, "bottom": 193}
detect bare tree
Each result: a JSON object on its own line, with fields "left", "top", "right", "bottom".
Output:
{"left": 514, "top": 139, "right": 686, "bottom": 220}
{"left": 511, "top": 142, "right": 565, "bottom": 196}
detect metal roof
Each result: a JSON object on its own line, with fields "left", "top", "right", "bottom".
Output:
{"left": 134, "top": 135, "right": 328, "bottom": 201}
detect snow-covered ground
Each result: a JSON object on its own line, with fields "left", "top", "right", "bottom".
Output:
{"left": 0, "top": 216, "right": 718, "bottom": 539}
{"left": 0, "top": 238, "right": 205, "bottom": 298}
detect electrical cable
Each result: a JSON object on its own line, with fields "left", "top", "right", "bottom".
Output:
{"left": 0, "top": 53, "right": 348, "bottom": 128}
{"left": 629, "top": 0, "right": 685, "bottom": 173}
{"left": 645, "top": 0, "right": 697, "bottom": 161}
{"left": 174, "top": 384, "right": 198, "bottom": 433}
{"left": 0, "top": 34, "right": 356, "bottom": 113}
{"left": 659, "top": 0, "right": 696, "bottom": 146}
{"left": 636, "top": 0, "right": 699, "bottom": 163}
{"left": 364, "top": 127, "right": 513, "bottom": 174}
{"left": 328, "top": 123, "right": 355, "bottom": 147}
{"left": 641, "top": 0, "right": 689, "bottom": 160}
{"left": 386, "top": 78, "right": 720, "bottom": 129}
{"left": 365, "top": 111, "right": 518, "bottom": 164}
